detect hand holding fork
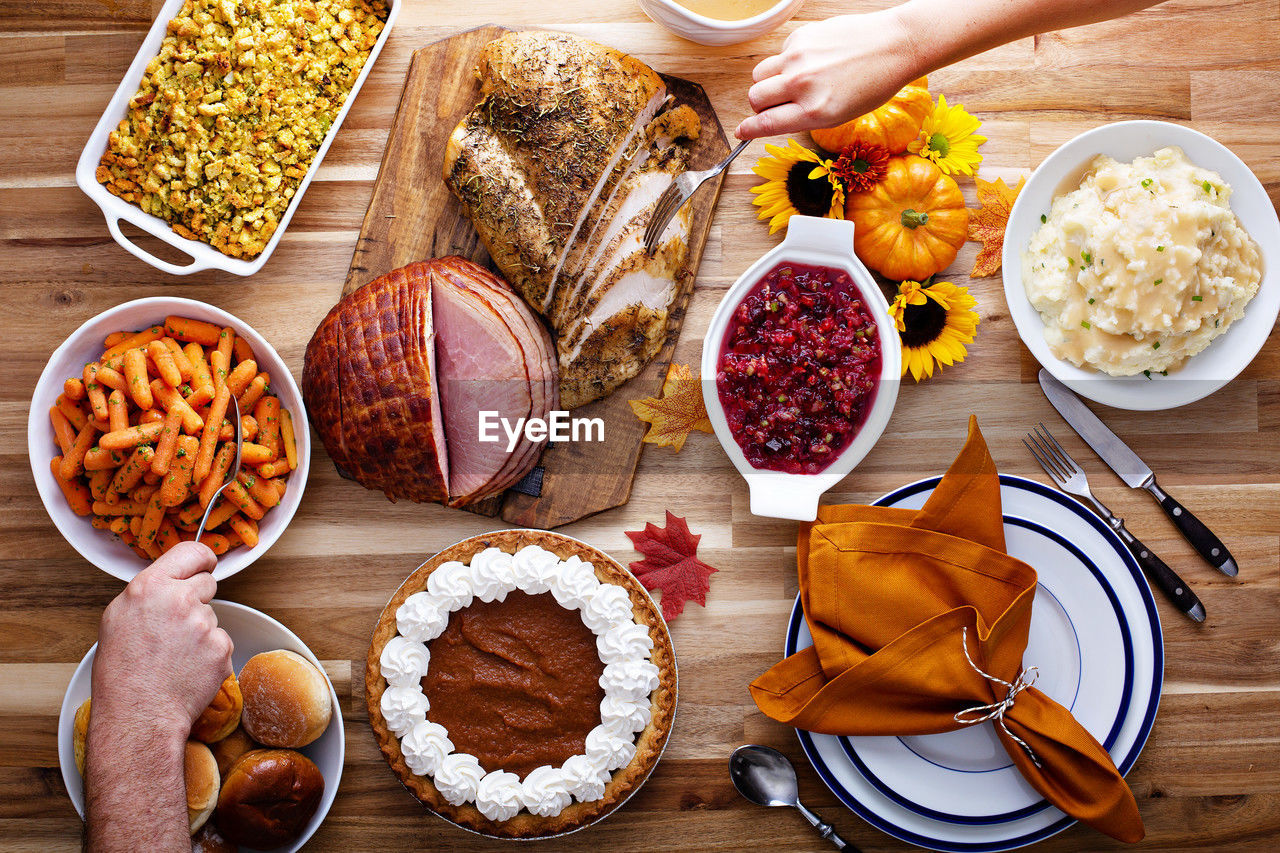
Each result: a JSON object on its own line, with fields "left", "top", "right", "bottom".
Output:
{"left": 644, "top": 139, "right": 751, "bottom": 254}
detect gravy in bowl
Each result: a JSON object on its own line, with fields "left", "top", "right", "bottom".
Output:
{"left": 672, "top": 0, "right": 781, "bottom": 20}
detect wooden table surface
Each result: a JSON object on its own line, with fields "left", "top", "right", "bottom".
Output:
{"left": 3, "top": 0, "right": 1279, "bottom": 850}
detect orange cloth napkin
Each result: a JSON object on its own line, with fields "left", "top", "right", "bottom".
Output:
{"left": 750, "top": 417, "right": 1144, "bottom": 842}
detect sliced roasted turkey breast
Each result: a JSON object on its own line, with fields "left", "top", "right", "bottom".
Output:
{"left": 443, "top": 31, "right": 667, "bottom": 314}
{"left": 557, "top": 229, "right": 692, "bottom": 407}
{"left": 444, "top": 31, "right": 700, "bottom": 409}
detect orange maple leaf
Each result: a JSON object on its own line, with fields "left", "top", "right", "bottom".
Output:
{"left": 629, "top": 362, "right": 713, "bottom": 452}
{"left": 967, "top": 174, "right": 1026, "bottom": 278}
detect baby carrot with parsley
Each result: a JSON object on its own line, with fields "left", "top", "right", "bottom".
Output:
{"left": 46, "top": 315, "right": 296, "bottom": 560}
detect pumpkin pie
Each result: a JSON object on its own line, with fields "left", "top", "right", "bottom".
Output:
{"left": 365, "top": 530, "right": 677, "bottom": 838}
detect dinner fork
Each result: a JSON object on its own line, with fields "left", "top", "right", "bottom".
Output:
{"left": 1025, "top": 424, "right": 1205, "bottom": 623}
{"left": 195, "top": 395, "right": 243, "bottom": 545}
{"left": 644, "top": 139, "right": 751, "bottom": 255}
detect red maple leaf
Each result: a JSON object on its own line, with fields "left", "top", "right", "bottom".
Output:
{"left": 625, "top": 511, "right": 718, "bottom": 622}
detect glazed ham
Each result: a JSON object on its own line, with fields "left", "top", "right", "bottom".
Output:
{"left": 432, "top": 259, "right": 558, "bottom": 504}
{"left": 444, "top": 31, "right": 700, "bottom": 409}
{"left": 303, "top": 258, "right": 557, "bottom": 506}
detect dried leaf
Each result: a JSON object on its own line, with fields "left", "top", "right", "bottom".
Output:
{"left": 967, "top": 174, "right": 1026, "bottom": 277}
{"left": 625, "top": 511, "right": 718, "bottom": 622}
{"left": 628, "top": 363, "right": 713, "bottom": 452}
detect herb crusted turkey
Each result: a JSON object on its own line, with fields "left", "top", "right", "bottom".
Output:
{"left": 443, "top": 31, "right": 700, "bottom": 408}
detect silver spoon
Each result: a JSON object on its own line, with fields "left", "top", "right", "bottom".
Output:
{"left": 195, "top": 394, "right": 242, "bottom": 544}
{"left": 729, "top": 745, "right": 855, "bottom": 850}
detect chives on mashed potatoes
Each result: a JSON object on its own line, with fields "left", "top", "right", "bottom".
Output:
{"left": 1021, "top": 146, "right": 1261, "bottom": 376}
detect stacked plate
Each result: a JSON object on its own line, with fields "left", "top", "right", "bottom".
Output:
{"left": 785, "top": 475, "right": 1163, "bottom": 852}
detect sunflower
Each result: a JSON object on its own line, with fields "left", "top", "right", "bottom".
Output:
{"left": 888, "top": 280, "right": 980, "bottom": 381}
{"left": 750, "top": 139, "right": 845, "bottom": 233}
{"left": 831, "top": 140, "right": 891, "bottom": 194}
{"left": 908, "top": 95, "right": 986, "bottom": 176}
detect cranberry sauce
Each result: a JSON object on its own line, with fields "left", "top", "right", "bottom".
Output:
{"left": 716, "top": 262, "right": 881, "bottom": 475}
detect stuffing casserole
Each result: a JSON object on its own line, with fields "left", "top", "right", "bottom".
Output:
{"left": 96, "top": 0, "right": 389, "bottom": 259}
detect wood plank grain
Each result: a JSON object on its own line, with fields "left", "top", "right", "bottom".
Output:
{"left": 0, "top": 0, "right": 158, "bottom": 32}
{"left": 0, "top": 36, "right": 65, "bottom": 86}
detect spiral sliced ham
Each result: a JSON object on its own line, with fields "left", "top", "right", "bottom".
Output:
{"left": 437, "top": 259, "right": 558, "bottom": 501}
{"left": 303, "top": 257, "right": 556, "bottom": 506}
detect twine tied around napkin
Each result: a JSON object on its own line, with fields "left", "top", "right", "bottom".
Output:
{"left": 953, "top": 626, "right": 1041, "bottom": 768}
{"left": 749, "top": 417, "right": 1144, "bottom": 842}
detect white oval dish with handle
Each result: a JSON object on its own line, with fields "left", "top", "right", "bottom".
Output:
{"left": 701, "top": 216, "right": 901, "bottom": 521}
{"left": 74, "top": 0, "right": 400, "bottom": 277}
{"left": 1002, "top": 120, "right": 1280, "bottom": 411}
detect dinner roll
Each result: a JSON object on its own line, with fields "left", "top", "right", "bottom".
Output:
{"left": 216, "top": 749, "right": 324, "bottom": 849}
{"left": 185, "top": 741, "right": 220, "bottom": 835}
{"left": 73, "top": 698, "right": 91, "bottom": 776}
{"left": 239, "top": 650, "right": 331, "bottom": 748}
{"left": 210, "top": 725, "right": 260, "bottom": 778}
{"left": 191, "top": 674, "right": 243, "bottom": 744}
{"left": 190, "top": 821, "right": 237, "bottom": 853}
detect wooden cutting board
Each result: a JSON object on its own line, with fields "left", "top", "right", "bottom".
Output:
{"left": 340, "top": 24, "right": 730, "bottom": 529}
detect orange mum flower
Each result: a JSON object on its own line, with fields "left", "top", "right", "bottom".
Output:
{"left": 831, "top": 141, "right": 891, "bottom": 194}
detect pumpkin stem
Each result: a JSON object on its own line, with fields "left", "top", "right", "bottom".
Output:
{"left": 901, "top": 208, "right": 930, "bottom": 229}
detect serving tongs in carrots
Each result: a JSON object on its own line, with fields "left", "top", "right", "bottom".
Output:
{"left": 194, "top": 395, "right": 242, "bottom": 547}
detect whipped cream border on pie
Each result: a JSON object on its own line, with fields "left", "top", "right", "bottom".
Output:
{"left": 377, "top": 545, "right": 661, "bottom": 822}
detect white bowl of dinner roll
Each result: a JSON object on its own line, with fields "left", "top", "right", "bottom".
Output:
{"left": 28, "top": 296, "right": 310, "bottom": 582}
{"left": 58, "top": 600, "right": 343, "bottom": 853}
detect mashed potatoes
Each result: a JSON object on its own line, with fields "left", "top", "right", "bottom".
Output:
{"left": 1022, "top": 146, "right": 1261, "bottom": 375}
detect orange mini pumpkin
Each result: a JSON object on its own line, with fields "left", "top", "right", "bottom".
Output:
{"left": 845, "top": 155, "right": 967, "bottom": 282}
{"left": 811, "top": 77, "right": 932, "bottom": 154}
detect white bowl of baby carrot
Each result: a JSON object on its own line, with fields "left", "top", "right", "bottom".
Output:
{"left": 28, "top": 297, "right": 310, "bottom": 582}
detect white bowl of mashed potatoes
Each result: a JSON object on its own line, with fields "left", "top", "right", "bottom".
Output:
{"left": 1003, "top": 121, "right": 1279, "bottom": 410}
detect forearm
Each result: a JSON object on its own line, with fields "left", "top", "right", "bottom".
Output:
{"left": 739, "top": 0, "right": 1167, "bottom": 138}
{"left": 84, "top": 710, "right": 190, "bottom": 853}
{"left": 894, "top": 0, "right": 1163, "bottom": 78}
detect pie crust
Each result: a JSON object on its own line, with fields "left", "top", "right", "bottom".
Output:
{"left": 365, "top": 529, "right": 677, "bottom": 838}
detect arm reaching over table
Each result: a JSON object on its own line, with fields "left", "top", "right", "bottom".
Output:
{"left": 737, "top": 0, "right": 1163, "bottom": 139}
{"left": 85, "top": 542, "right": 231, "bottom": 853}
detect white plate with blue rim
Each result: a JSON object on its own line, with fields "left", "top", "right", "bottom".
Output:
{"left": 785, "top": 474, "right": 1163, "bottom": 852}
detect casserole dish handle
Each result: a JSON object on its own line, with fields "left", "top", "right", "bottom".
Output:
{"left": 746, "top": 476, "right": 822, "bottom": 521}
{"left": 780, "top": 215, "right": 856, "bottom": 256}
{"left": 105, "top": 214, "right": 212, "bottom": 276}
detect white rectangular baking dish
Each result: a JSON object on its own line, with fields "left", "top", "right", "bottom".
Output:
{"left": 74, "top": 0, "right": 401, "bottom": 277}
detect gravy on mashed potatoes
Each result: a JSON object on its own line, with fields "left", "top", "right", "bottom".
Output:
{"left": 1022, "top": 146, "right": 1261, "bottom": 375}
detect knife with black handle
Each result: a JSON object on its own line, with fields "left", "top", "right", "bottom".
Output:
{"left": 1039, "top": 370, "right": 1238, "bottom": 577}
{"left": 1142, "top": 479, "right": 1236, "bottom": 576}
{"left": 1042, "top": 462, "right": 1207, "bottom": 621}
